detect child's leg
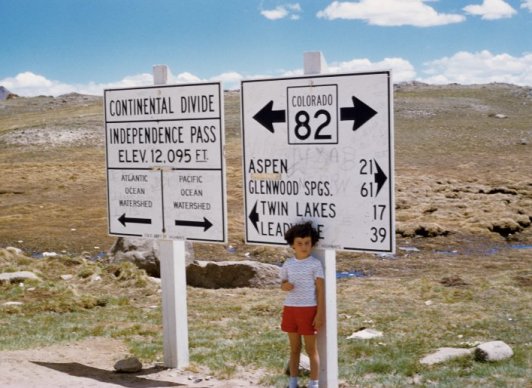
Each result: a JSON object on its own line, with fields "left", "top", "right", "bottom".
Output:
{"left": 303, "top": 334, "right": 319, "bottom": 381}
{"left": 288, "top": 332, "right": 302, "bottom": 377}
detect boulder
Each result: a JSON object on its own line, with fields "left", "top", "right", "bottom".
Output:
{"left": 0, "top": 271, "right": 41, "bottom": 284}
{"left": 114, "top": 357, "right": 142, "bottom": 373}
{"left": 474, "top": 341, "right": 513, "bottom": 362}
{"left": 346, "top": 328, "right": 383, "bottom": 340}
{"left": 109, "top": 237, "right": 194, "bottom": 277}
{"left": 186, "top": 260, "right": 281, "bottom": 289}
{"left": 284, "top": 353, "right": 310, "bottom": 376}
{"left": 5, "top": 247, "right": 23, "bottom": 255}
{"left": 420, "top": 347, "right": 473, "bottom": 365}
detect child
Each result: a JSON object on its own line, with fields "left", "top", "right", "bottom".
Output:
{"left": 280, "top": 222, "right": 325, "bottom": 388}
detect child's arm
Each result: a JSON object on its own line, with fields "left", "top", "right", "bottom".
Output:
{"left": 281, "top": 280, "right": 294, "bottom": 291}
{"left": 313, "top": 277, "right": 325, "bottom": 329}
{"left": 280, "top": 261, "right": 293, "bottom": 291}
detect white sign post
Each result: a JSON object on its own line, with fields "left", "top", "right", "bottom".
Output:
{"left": 104, "top": 65, "right": 227, "bottom": 368}
{"left": 241, "top": 53, "right": 394, "bottom": 387}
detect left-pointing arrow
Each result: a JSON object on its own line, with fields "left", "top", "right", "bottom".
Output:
{"left": 249, "top": 201, "right": 260, "bottom": 233}
{"left": 175, "top": 217, "right": 213, "bottom": 232}
{"left": 253, "top": 100, "right": 286, "bottom": 133}
{"left": 118, "top": 213, "right": 152, "bottom": 227}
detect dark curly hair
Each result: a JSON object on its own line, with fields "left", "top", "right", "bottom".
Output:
{"left": 284, "top": 221, "right": 320, "bottom": 246}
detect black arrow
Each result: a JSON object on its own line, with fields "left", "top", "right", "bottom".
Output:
{"left": 175, "top": 217, "right": 213, "bottom": 231}
{"left": 253, "top": 100, "right": 286, "bottom": 133}
{"left": 118, "top": 213, "right": 152, "bottom": 227}
{"left": 249, "top": 201, "right": 260, "bottom": 232}
{"left": 374, "top": 159, "right": 387, "bottom": 196}
{"left": 340, "top": 96, "right": 377, "bottom": 131}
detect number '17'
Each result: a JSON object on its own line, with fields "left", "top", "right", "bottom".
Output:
{"left": 373, "top": 204, "right": 386, "bottom": 220}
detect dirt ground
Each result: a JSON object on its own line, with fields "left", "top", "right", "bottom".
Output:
{"left": 0, "top": 337, "right": 260, "bottom": 388}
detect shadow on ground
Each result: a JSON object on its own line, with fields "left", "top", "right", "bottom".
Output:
{"left": 32, "top": 362, "right": 184, "bottom": 387}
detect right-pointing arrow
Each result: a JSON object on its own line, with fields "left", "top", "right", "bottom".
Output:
{"left": 374, "top": 159, "right": 387, "bottom": 196}
{"left": 175, "top": 217, "right": 213, "bottom": 232}
{"left": 340, "top": 96, "right": 378, "bottom": 131}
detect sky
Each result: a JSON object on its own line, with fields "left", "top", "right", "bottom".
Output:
{"left": 1, "top": 0, "right": 531, "bottom": 96}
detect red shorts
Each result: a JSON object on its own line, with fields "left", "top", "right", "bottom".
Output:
{"left": 281, "top": 306, "right": 317, "bottom": 335}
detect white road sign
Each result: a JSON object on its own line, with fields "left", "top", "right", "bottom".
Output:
{"left": 104, "top": 82, "right": 227, "bottom": 242}
{"left": 241, "top": 71, "right": 394, "bottom": 252}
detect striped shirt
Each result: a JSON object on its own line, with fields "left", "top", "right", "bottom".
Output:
{"left": 280, "top": 256, "right": 324, "bottom": 307}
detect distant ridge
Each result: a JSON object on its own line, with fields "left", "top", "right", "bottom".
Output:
{"left": 0, "top": 86, "right": 17, "bottom": 100}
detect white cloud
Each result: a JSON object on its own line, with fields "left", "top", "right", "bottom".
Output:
{"left": 210, "top": 72, "right": 244, "bottom": 90}
{"left": 1, "top": 72, "right": 76, "bottom": 96}
{"left": 421, "top": 50, "right": 532, "bottom": 86}
{"left": 261, "top": 3, "right": 302, "bottom": 20}
{"left": 3, "top": 51, "right": 532, "bottom": 97}
{"left": 169, "top": 71, "right": 202, "bottom": 84}
{"left": 1, "top": 71, "right": 200, "bottom": 97}
{"left": 463, "top": 0, "right": 516, "bottom": 20}
{"left": 521, "top": 0, "right": 532, "bottom": 11}
{"left": 327, "top": 57, "right": 417, "bottom": 82}
{"left": 317, "top": 0, "right": 465, "bottom": 27}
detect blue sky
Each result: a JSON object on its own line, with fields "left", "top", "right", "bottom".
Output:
{"left": 1, "top": 0, "right": 531, "bottom": 96}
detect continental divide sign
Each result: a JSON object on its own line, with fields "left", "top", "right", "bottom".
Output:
{"left": 104, "top": 82, "right": 227, "bottom": 243}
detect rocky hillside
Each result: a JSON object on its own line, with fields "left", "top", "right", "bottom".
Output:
{"left": 0, "top": 83, "right": 530, "bottom": 266}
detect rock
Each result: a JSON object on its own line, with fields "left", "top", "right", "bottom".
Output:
{"left": 420, "top": 347, "right": 473, "bottom": 365}
{"left": 488, "top": 218, "right": 523, "bottom": 238}
{"left": 440, "top": 275, "right": 469, "bottom": 287}
{"left": 90, "top": 274, "right": 102, "bottom": 282}
{"left": 2, "top": 301, "right": 24, "bottom": 306}
{"left": 60, "top": 274, "right": 73, "bottom": 281}
{"left": 396, "top": 222, "right": 451, "bottom": 238}
{"left": 284, "top": 353, "right": 310, "bottom": 376}
{"left": 488, "top": 113, "right": 507, "bottom": 119}
{"left": 346, "top": 328, "right": 383, "bottom": 340}
{"left": 5, "top": 247, "right": 23, "bottom": 255}
{"left": 0, "top": 271, "right": 41, "bottom": 284}
{"left": 147, "top": 276, "right": 161, "bottom": 285}
{"left": 399, "top": 246, "right": 420, "bottom": 252}
{"left": 186, "top": 260, "right": 280, "bottom": 289}
{"left": 114, "top": 357, "right": 142, "bottom": 373}
{"left": 109, "top": 237, "right": 194, "bottom": 277}
{"left": 474, "top": 341, "right": 513, "bottom": 362}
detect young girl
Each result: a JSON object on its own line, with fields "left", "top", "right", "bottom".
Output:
{"left": 281, "top": 222, "right": 325, "bottom": 388}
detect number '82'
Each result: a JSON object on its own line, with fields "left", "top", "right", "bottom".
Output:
{"left": 288, "top": 109, "right": 337, "bottom": 144}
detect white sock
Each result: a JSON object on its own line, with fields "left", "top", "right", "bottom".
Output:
{"left": 308, "top": 379, "right": 319, "bottom": 388}
{"left": 289, "top": 376, "right": 298, "bottom": 388}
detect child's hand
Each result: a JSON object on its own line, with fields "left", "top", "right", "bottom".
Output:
{"left": 313, "top": 313, "right": 324, "bottom": 330}
{"left": 281, "top": 280, "right": 294, "bottom": 291}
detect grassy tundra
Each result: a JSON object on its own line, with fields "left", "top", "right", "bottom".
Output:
{"left": 0, "top": 84, "right": 531, "bottom": 386}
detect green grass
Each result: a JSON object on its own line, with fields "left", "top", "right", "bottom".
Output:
{"left": 1, "top": 249, "right": 531, "bottom": 386}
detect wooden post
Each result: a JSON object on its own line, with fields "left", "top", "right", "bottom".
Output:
{"left": 153, "top": 64, "right": 190, "bottom": 368}
{"left": 304, "top": 52, "right": 339, "bottom": 387}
